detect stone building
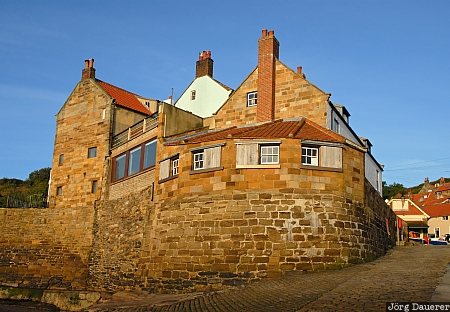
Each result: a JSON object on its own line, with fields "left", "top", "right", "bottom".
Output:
{"left": 0, "top": 30, "right": 396, "bottom": 293}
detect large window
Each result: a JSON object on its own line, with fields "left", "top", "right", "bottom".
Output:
{"left": 112, "top": 139, "right": 157, "bottom": 182}
{"left": 128, "top": 146, "right": 142, "bottom": 175}
{"left": 260, "top": 145, "right": 279, "bottom": 164}
{"left": 144, "top": 140, "right": 157, "bottom": 168}
{"left": 301, "top": 147, "right": 318, "bottom": 166}
{"left": 114, "top": 154, "right": 126, "bottom": 180}
{"left": 247, "top": 91, "right": 257, "bottom": 107}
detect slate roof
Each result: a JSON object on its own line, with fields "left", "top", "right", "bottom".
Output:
{"left": 165, "top": 118, "right": 344, "bottom": 145}
{"left": 96, "top": 79, "right": 151, "bottom": 115}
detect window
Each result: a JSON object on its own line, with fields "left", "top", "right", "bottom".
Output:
{"left": 247, "top": 92, "right": 257, "bottom": 107}
{"left": 112, "top": 139, "right": 157, "bottom": 182}
{"left": 143, "top": 140, "right": 157, "bottom": 169}
{"left": 193, "top": 151, "right": 205, "bottom": 170}
{"left": 56, "top": 186, "right": 62, "bottom": 196}
{"left": 58, "top": 154, "right": 64, "bottom": 166}
{"left": 442, "top": 216, "right": 449, "bottom": 221}
{"left": 114, "top": 154, "right": 126, "bottom": 180}
{"left": 172, "top": 158, "right": 179, "bottom": 176}
{"left": 88, "top": 147, "right": 97, "bottom": 158}
{"left": 435, "top": 227, "right": 440, "bottom": 238}
{"left": 191, "top": 90, "right": 196, "bottom": 100}
{"left": 332, "top": 118, "right": 340, "bottom": 133}
{"left": 128, "top": 146, "right": 142, "bottom": 176}
{"left": 260, "top": 145, "right": 279, "bottom": 164}
{"left": 302, "top": 147, "right": 319, "bottom": 166}
{"left": 159, "top": 155, "right": 180, "bottom": 181}
{"left": 91, "top": 180, "right": 98, "bottom": 194}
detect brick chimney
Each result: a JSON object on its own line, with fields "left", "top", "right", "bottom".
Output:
{"left": 196, "top": 51, "right": 213, "bottom": 78}
{"left": 82, "top": 58, "right": 95, "bottom": 80}
{"left": 257, "top": 29, "right": 279, "bottom": 122}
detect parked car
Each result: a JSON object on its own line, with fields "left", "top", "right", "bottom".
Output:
{"left": 444, "top": 234, "right": 450, "bottom": 243}
{"left": 430, "top": 238, "right": 449, "bottom": 245}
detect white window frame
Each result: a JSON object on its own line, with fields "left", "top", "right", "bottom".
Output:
{"left": 260, "top": 145, "right": 279, "bottom": 165}
{"left": 247, "top": 91, "right": 257, "bottom": 107}
{"left": 172, "top": 158, "right": 179, "bottom": 176}
{"left": 193, "top": 151, "right": 205, "bottom": 170}
{"left": 191, "top": 90, "right": 196, "bottom": 101}
{"left": 302, "top": 146, "right": 319, "bottom": 166}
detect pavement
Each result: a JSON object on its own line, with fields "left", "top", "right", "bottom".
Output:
{"left": 85, "top": 245, "right": 450, "bottom": 312}
{"left": 1, "top": 245, "right": 449, "bottom": 311}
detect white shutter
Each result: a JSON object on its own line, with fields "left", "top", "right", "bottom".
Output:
{"left": 204, "top": 146, "right": 221, "bottom": 169}
{"left": 319, "top": 146, "right": 342, "bottom": 168}
{"left": 159, "top": 159, "right": 170, "bottom": 180}
{"left": 236, "top": 143, "right": 258, "bottom": 166}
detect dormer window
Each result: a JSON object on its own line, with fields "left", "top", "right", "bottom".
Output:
{"left": 247, "top": 92, "right": 257, "bottom": 107}
{"left": 191, "top": 90, "right": 196, "bottom": 100}
{"left": 332, "top": 118, "right": 340, "bottom": 134}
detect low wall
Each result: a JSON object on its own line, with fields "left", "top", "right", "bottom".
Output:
{"left": 0, "top": 206, "right": 94, "bottom": 290}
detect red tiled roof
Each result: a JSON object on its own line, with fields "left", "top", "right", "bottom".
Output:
{"left": 165, "top": 118, "right": 345, "bottom": 145}
{"left": 96, "top": 79, "right": 151, "bottom": 115}
{"left": 394, "top": 202, "right": 427, "bottom": 216}
{"left": 437, "top": 182, "right": 450, "bottom": 192}
{"left": 422, "top": 203, "right": 450, "bottom": 218}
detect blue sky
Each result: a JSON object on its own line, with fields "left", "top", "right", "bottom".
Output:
{"left": 1, "top": 0, "right": 449, "bottom": 187}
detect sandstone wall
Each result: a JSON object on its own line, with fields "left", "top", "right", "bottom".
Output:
{"left": 0, "top": 206, "right": 94, "bottom": 290}
{"left": 88, "top": 189, "right": 155, "bottom": 291}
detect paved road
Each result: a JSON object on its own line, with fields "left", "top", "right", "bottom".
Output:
{"left": 87, "top": 246, "right": 450, "bottom": 312}
{"left": 2, "top": 246, "right": 450, "bottom": 312}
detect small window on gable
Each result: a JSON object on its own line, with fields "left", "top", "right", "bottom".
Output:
{"left": 302, "top": 146, "right": 319, "bottom": 166}
{"left": 91, "top": 180, "right": 98, "bottom": 194}
{"left": 247, "top": 91, "right": 257, "bottom": 107}
{"left": 191, "top": 90, "right": 196, "bottom": 101}
{"left": 56, "top": 186, "right": 62, "bottom": 196}
{"left": 58, "top": 154, "right": 64, "bottom": 166}
{"left": 442, "top": 216, "right": 449, "bottom": 221}
{"left": 88, "top": 147, "right": 97, "bottom": 158}
{"left": 159, "top": 155, "right": 180, "bottom": 182}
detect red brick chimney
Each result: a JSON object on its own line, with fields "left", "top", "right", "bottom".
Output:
{"left": 196, "top": 51, "right": 213, "bottom": 78}
{"left": 257, "top": 29, "right": 279, "bottom": 122}
{"left": 82, "top": 58, "right": 95, "bottom": 80}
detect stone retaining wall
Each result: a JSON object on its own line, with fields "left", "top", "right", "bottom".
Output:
{"left": 0, "top": 206, "right": 94, "bottom": 289}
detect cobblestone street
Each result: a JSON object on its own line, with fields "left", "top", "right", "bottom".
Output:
{"left": 84, "top": 245, "right": 450, "bottom": 312}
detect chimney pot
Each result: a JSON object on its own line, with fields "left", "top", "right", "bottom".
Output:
{"left": 268, "top": 30, "right": 274, "bottom": 36}
{"left": 262, "top": 29, "right": 268, "bottom": 37}
{"left": 297, "top": 66, "right": 302, "bottom": 74}
{"left": 81, "top": 58, "right": 96, "bottom": 80}
{"left": 196, "top": 50, "right": 214, "bottom": 78}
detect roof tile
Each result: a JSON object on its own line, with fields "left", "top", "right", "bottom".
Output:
{"left": 96, "top": 79, "right": 151, "bottom": 115}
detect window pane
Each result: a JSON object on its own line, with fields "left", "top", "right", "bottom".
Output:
{"left": 91, "top": 180, "right": 98, "bottom": 193}
{"left": 193, "top": 151, "right": 204, "bottom": 170}
{"left": 88, "top": 147, "right": 97, "bottom": 158}
{"left": 144, "top": 140, "right": 157, "bottom": 168}
{"left": 129, "top": 147, "right": 142, "bottom": 175}
{"left": 172, "top": 158, "right": 179, "bottom": 176}
{"left": 115, "top": 154, "right": 126, "bottom": 180}
{"left": 260, "top": 145, "right": 279, "bottom": 164}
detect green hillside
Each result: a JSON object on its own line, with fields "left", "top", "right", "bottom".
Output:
{"left": 0, "top": 168, "right": 50, "bottom": 208}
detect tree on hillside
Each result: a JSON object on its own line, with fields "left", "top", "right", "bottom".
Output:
{"left": 382, "top": 181, "right": 407, "bottom": 200}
